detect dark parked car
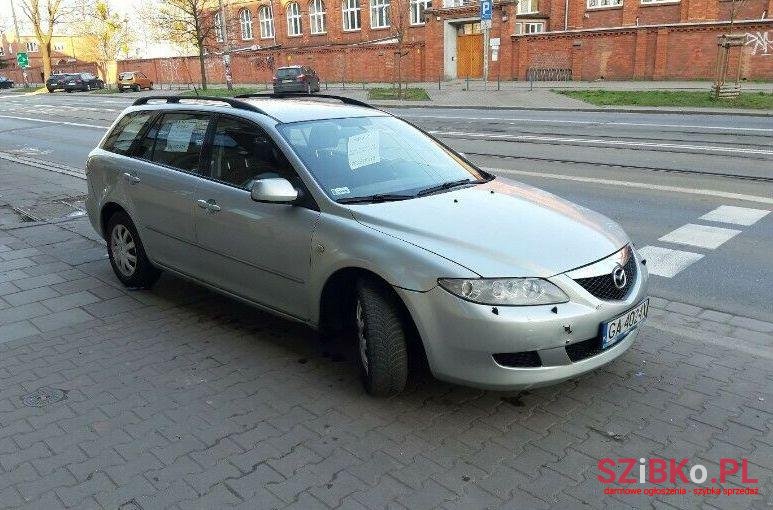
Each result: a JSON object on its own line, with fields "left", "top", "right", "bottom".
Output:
{"left": 63, "top": 73, "right": 105, "bottom": 92}
{"left": 46, "top": 73, "right": 74, "bottom": 92}
{"left": 0, "top": 76, "right": 14, "bottom": 89}
{"left": 272, "top": 66, "right": 321, "bottom": 94}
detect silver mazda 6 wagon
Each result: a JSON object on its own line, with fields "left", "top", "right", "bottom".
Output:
{"left": 85, "top": 94, "right": 649, "bottom": 396}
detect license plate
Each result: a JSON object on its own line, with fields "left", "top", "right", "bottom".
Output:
{"left": 283, "top": 79, "right": 294, "bottom": 83}
{"left": 67, "top": 82, "right": 75, "bottom": 85}
{"left": 600, "top": 299, "right": 649, "bottom": 349}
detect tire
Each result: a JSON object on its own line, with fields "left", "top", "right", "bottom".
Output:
{"left": 354, "top": 278, "right": 409, "bottom": 396}
{"left": 106, "top": 211, "right": 161, "bottom": 289}
{"left": 119, "top": 87, "right": 125, "bottom": 93}
{"left": 133, "top": 84, "right": 140, "bottom": 92}
{"left": 148, "top": 82, "right": 154, "bottom": 90}
{"left": 306, "top": 83, "right": 311, "bottom": 94}
{"left": 47, "top": 88, "right": 54, "bottom": 93}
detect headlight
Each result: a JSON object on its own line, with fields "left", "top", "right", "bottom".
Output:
{"left": 438, "top": 278, "right": 569, "bottom": 306}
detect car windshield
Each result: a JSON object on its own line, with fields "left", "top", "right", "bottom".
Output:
{"left": 276, "top": 68, "right": 301, "bottom": 78}
{"left": 277, "top": 116, "right": 489, "bottom": 202}
{"left": 119, "top": 72, "right": 134, "bottom": 80}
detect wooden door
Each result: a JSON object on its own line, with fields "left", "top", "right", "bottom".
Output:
{"left": 457, "top": 34, "right": 484, "bottom": 78}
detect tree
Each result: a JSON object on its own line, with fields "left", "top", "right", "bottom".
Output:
{"left": 151, "top": 0, "right": 220, "bottom": 90}
{"left": 76, "top": 1, "right": 132, "bottom": 86}
{"left": 19, "top": 0, "right": 71, "bottom": 80}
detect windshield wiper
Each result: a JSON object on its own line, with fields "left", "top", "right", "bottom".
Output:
{"left": 337, "top": 193, "right": 415, "bottom": 204}
{"left": 415, "top": 178, "right": 478, "bottom": 197}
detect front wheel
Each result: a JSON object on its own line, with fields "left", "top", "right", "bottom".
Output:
{"left": 106, "top": 211, "right": 160, "bottom": 289}
{"left": 355, "top": 278, "right": 409, "bottom": 396}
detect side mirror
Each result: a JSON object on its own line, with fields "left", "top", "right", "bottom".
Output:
{"left": 250, "top": 178, "right": 299, "bottom": 204}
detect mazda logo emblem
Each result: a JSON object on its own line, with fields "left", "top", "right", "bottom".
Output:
{"left": 612, "top": 265, "right": 627, "bottom": 289}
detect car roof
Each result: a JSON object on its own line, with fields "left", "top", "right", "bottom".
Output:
{"left": 129, "top": 97, "right": 389, "bottom": 124}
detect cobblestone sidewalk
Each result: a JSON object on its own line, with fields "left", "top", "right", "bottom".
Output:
{"left": 0, "top": 163, "right": 771, "bottom": 510}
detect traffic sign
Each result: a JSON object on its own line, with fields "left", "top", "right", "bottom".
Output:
{"left": 481, "top": 19, "right": 492, "bottom": 29}
{"left": 480, "top": 0, "right": 492, "bottom": 21}
{"left": 16, "top": 52, "right": 29, "bottom": 68}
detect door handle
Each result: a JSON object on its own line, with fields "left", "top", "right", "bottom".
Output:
{"left": 123, "top": 172, "right": 140, "bottom": 184}
{"left": 196, "top": 199, "right": 221, "bottom": 212}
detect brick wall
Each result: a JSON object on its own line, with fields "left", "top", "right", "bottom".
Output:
{"left": 511, "top": 21, "right": 773, "bottom": 80}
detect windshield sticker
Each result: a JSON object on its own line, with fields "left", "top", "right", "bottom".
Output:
{"left": 347, "top": 131, "right": 380, "bottom": 170}
{"left": 164, "top": 119, "right": 199, "bottom": 152}
{"left": 331, "top": 186, "right": 351, "bottom": 196}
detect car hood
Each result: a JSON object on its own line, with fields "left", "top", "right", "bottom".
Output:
{"left": 349, "top": 179, "right": 629, "bottom": 277}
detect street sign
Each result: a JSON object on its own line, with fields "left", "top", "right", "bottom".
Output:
{"left": 490, "top": 37, "right": 501, "bottom": 48}
{"left": 480, "top": 0, "right": 492, "bottom": 21}
{"left": 16, "top": 52, "right": 29, "bottom": 68}
{"left": 481, "top": 19, "right": 492, "bottom": 29}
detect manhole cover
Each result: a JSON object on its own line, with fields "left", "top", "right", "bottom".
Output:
{"left": 21, "top": 387, "right": 68, "bottom": 407}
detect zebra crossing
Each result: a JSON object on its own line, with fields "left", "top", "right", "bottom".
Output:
{"left": 638, "top": 205, "right": 771, "bottom": 278}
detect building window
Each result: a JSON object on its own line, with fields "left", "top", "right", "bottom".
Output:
{"left": 214, "top": 11, "right": 224, "bottom": 42}
{"left": 239, "top": 9, "right": 254, "bottom": 40}
{"left": 259, "top": 5, "right": 275, "bottom": 38}
{"left": 370, "top": 0, "right": 390, "bottom": 28}
{"left": 26, "top": 41, "right": 40, "bottom": 52}
{"left": 639, "top": 0, "right": 675, "bottom": 3}
{"left": 342, "top": 0, "right": 361, "bottom": 30}
{"left": 53, "top": 43, "right": 66, "bottom": 52}
{"left": 409, "top": 0, "right": 430, "bottom": 24}
{"left": 287, "top": 2, "right": 302, "bottom": 35}
{"left": 443, "top": 0, "right": 470, "bottom": 7}
{"left": 309, "top": 0, "right": 326, "bottom": 34}
{"left": 517, "top": 0, "right": 538, "bottom": 14}
{"left": 516, "top": 21, "right": 544, "bottom": 34}
{"left": 587, "top": 0, "right": 622, "bottom": 7}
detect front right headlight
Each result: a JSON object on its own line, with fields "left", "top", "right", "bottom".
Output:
{"left": 438, "top": 278, "right": 569, "bottom": 306}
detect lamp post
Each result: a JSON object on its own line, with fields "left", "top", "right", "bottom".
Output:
{"left": 9, "top": 0, "right": 29, "bottom": 88}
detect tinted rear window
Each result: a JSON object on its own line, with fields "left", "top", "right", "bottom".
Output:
{"left": 276, "top": 68, "right": 301, "bottom": 78}
{"left": 102, "top": 111, "right": 156, "bottom": 156}
{"left": 150, "top": 113, "right": 210, "bottom": 173}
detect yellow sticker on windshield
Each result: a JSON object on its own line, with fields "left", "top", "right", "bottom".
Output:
{"left": 347, "top": 131, "right": 380, "bottom": 170}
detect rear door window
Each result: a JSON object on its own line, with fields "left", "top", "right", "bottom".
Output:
{"left": 102, "top": 111, "right": 156, "bottom": 156}
{"left": 150, "top": 113, "right": 211, "bottom": 173}
{"left": 276, "top": 68, "right": 300, "bottom": 79}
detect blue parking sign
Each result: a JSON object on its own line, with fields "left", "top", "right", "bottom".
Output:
{"left": 480, "top": 0, "right": 492, "bottom": 20}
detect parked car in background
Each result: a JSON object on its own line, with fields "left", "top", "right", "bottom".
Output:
{"left": 272, "top": 66, "right": 321, "bottom": 94}
{"left": 118, "top": 71, "right": 153, "bottom": 92}
{"left": 85, "top": 94, "right": 649, "bottom": 396}
{"left": 0, "top": 76, "right": 14, "bottom": 89}
{"left": 63, "top": 73, "right": 105, "bottom": 92}
{"left": 46, "top": 73, "right": 73, "bottom": 92}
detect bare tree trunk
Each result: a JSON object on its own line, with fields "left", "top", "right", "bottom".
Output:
{"left": 198, "top": 45, "right": 208, "bottom": 90}
{"left": 40, "top": 42, "right": 52, "bottom": 81}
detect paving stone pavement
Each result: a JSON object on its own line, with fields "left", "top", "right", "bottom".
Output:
{"left": 1, "top": 163, "right": 772, "bottom": 510}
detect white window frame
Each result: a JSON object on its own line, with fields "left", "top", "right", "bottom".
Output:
{"left": 309, "top": 0, "right": 327, "bottom": 34}
{"left": 517, "top": 0, "right": 539, "bottom": 14}
{"left": 287, "top": 2, "right": 303, "bottom": 36}
{"left": 26, "top": 41, "right": 40, "bottom": 52}
{"left": 639, "top": 0, "right": 677, "bottom": 4}
{"left": 214, "top": 11, "right": 224, "bottom": 42}
{"left": 370, "top": 0, "right": 390, "bottom": 28}
{"left": 342, "top": 0, "right": 361, "bottom": 30}
{"left": 239, "top": 9, "right": 254, "bottom": 40}
{"left": 516, "top": 21, "right": 544, "bottom": 34}
{"left": 409, "top": 0, "right": 430, "bottom": 25}
{"left": 259, "top": 5, "right": 275, "bottom": 39}
{"left": 587, "top": 0, "right": 622, "bottom": 8}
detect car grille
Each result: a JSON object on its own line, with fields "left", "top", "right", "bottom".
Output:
{"left": 493, "top": 351, "right": 542, "bottom": 368}
{"left": 574, "top": 250, "right": 637, "bottom": 301}
{"left": 565, "top": 337, "right": 604, "bottom": 362}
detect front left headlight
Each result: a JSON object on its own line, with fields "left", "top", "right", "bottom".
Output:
{"left": 438, "top": 278, "right": 569, "bottom": 306}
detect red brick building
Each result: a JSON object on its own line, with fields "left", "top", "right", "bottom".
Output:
{"left": 116, "top": 0, "right": 773, "bottom": 84}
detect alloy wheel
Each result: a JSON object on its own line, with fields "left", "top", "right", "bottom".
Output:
{"left": 110, "top": 224, "right": 137, "bottom": 277}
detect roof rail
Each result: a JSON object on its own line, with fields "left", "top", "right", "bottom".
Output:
{"left": 131, "top": 95, "right": 276, "bottom": 118}
{"left": 233, "top": 93, "right": 376, "bottom": 110}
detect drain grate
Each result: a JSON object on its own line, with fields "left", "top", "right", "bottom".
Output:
{"left": 21, "top": 387, "right": 68, "bottom": 407}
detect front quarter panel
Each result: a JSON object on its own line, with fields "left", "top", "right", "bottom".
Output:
{"left": 307, "top": 211, "right": 478, "bottom": 325}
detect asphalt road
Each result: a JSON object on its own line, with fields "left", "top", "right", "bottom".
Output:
{"left": 1, "top": 91, "right": 771, "bottom": 321}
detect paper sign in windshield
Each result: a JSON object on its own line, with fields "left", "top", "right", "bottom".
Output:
{"left": 165, "top": 119, "right": 199, "bottom": 152}
{"left": 348, "top": 132, "right": 380, "bottom": 170}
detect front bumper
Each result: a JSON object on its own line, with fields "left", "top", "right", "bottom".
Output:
{"left": 396, "top": 250, "right": 649, "bottom": 391}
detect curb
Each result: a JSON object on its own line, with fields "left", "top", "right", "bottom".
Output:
{"left": 368, "top": 102, "right": 773, "bottom": 117}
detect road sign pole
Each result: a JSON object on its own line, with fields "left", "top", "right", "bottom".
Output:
{"left": 483, "top": 26, "right": 489, "bottom": 91}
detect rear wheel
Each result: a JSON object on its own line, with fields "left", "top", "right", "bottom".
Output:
{"left": 354, "top": 278, "right": 409, "bottom": 396}
{"left": 106, "top": 211, "right": 160, "bottom": 289}
{"left": 133, "top": 84, "right": 140, "bottom": 92}
{"left": 306, "top": 82, "right": 312, "bottom": 94}
{"left": 148, "top": 82, "right": 154, "bottom": 90}
{"left": 47, "top": 88, "right": 54, "bottom": 93}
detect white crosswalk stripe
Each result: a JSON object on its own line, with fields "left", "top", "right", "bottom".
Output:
{"left": 658, "top": 223, "right": 741, "bottom": 250}
{"left": 699, "top": 205, "right": 771, "bottom": 226}
{"left": 637, "top": 246, "right": 705, "bottom": 278}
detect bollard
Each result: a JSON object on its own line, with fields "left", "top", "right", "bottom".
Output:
{"left": 497, "top": 75, "right": 500, "bottom": 91}
{"left": 466, "top": 75, "right": 469, "bottom": 91}
{"left": 438, "top": 76, "right": 441, "bottom": 91}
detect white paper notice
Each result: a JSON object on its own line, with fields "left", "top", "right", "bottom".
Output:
{"left": 347, "top": 131, "right": 380, "bottom": 170}
{"left": 165, "top": 119, "right": 198, "bottom": 152}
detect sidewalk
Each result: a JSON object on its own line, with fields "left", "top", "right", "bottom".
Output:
{"left": 1, "top": 161, "right": 772, "bottom": 509}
